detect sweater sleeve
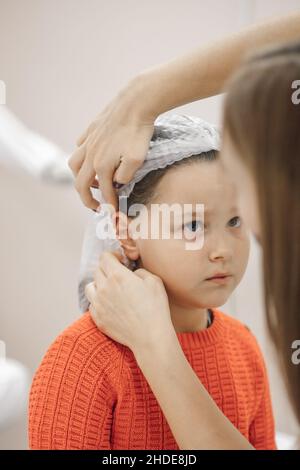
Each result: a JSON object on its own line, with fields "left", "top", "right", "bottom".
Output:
{"left": 28, "top": 329, "right": 122, "bottom": 449}
{"left": 248, "top": 344, "right": 277, "bottom": 450}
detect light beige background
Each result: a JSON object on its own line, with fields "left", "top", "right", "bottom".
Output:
{"left": 0, "top": 0, "right": 299, "bottom": 449}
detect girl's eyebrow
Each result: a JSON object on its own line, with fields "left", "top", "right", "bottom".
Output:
{"left": 185, "top": 209, "right": 206, "bottom": 218}
{"left": 203, "top": 205, "right": 239, "bottom": 213}
{"left": 182, "top": 206, "right": 239, "bottom": 218}
{"left": 197, "top": 206, "right": 239, "bottom": 217}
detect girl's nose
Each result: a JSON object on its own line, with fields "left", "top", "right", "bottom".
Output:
{"left": 208, "top": 240, "right": 233, "bottom": 262}
{"left": 209, "top": 251, "right": 231, "bottom": 262}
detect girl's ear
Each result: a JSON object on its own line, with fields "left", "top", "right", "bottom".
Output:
{"left": 116, "top": 211, "right": 140, "bottom": 261}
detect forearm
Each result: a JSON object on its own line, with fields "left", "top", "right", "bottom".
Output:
{"left": 131, "top": 11, "right": 300, "bottom": 119}
{"left": 135, "top": 330, "right": 253, "bottom": 450}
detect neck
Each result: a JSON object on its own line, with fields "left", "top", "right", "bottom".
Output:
{"left": 168, "top": 299, "right": 209, "bottom": 333}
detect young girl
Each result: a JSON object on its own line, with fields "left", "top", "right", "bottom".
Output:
{"left": 28, "top": 115, "right": 276, "bottom": 450}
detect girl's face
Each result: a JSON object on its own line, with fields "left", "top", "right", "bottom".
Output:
{"left": 221, "top": 131, "right": 261, "bottom": 243}
{"left": 120, "top": 158, "right": 250, "bottom": 309}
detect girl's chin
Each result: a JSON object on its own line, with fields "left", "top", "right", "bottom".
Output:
{"left": 171, "top": 298, "right": 228, "bottom": 310}
{"left": 167, "top": 287, "right": 231, "bottom": 309}
{"left": 193, "top": 294, "right": 230, "bottom": 309}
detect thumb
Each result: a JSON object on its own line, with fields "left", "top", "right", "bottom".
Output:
{"left": 113, "top": 156, "right": 143, "bottom": 185}
{"left": 113, "top": 123, "right": 154, "bottom": 184}
{"left": 134, "top": 268, "right": 156, "bottom": 280}
{"left": 85, "top": 281, "right": 96, "bottom": 303}
{"left": 109, "top": 250, "right": 126, "bottom": 263}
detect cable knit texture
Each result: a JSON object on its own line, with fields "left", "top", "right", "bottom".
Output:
{"left": 28, "top": 309, "right": 276, "bottom": 450}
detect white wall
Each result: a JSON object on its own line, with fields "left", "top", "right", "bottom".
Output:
{"left": 0, "top": 0, "right": 299, "bottom": 449}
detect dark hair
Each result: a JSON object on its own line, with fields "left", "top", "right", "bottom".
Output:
{"left": 223, "top": 40, "right": 300, "bottom": 423}
{"left": 127, "top": 149, "right": 218, "bottom": 213}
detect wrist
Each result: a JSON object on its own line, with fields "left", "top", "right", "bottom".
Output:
{"left": 133, "top": 324, "right": 180, "bottom": 368}
{"left": 121, "top": 71, "right": 162, "bottom": 123}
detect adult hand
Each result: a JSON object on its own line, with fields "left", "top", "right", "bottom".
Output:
{"left": 68, "top": 77, "right": 155, "bottom": 211}
{"left": 85, "top": 251, "right": 174, "bottom": 355}
{"left": 68, "top": 12, "right": 300, "bottom": 213}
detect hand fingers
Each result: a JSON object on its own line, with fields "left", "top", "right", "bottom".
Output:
{"left": 85, "top": 281, "right": 96, "bottom": 305}
{"left": 85, "top": 281, "right": 109, "bottom": 334}
{"left": 133, "top": 268, "right": 155, "bottom": 280}
{"left": 74, "top": 158, "right": 100, "bottom": 210}
{"left": 76, "top": 129, "right": 88, "bottom": 147}
{"left": 90, "top": 178, "right": 100, "bottom": 189}
{"left": 85, "top": 285, "right": 104, "bottom": 330}
{"left": 113, "top": 124, "right": 154, "bottom": 184}
{"left": 68, "top": 145, "right": 86, "bottom": 177}
{"left": 94, "top": 265, "right": 107, "bottom": 290}
{"left": 99, "top": 251, "right": 133, "bottom": 278}
{"left": 113, "top": 155, "right": 144, "bottom": 185}
{"left": 102, "top": 250, "right": 125, "bottom": 264}
{"left": 95, "top": 165, "right": 118, "bottom": 211}
{"left": 69, "top": 144, "right": 100, "bottom": 206}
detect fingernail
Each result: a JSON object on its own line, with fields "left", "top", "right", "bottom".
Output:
{"left": 113, "top": 182, "right": 124, "bottom": 189}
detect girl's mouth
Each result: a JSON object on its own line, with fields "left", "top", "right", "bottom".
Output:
{"left": 205, "top": 274, "right": 233, "bottom": 285}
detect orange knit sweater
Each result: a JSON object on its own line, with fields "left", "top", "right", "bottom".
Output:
{"left": 29, "top": 309, "right": 276, "bottom": 450}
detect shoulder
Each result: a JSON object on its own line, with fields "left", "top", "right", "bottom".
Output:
{"left": 32, "top": 311, "right": 126, "bottom": 388}
{"left": 57, "top": 310, "right": 124, "bottom": 351}
{"left": 29, "top": 311, "right": 125, "bottom": 449}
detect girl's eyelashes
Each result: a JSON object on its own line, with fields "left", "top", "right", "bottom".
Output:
{"left": 227, "top": 216, "right": 242, "bottom": 228}
{"left": 183, "top": 219, "right": 204, "bottom": 233}
{"left": 178, "top": 216, "right": 241, "bottom": 234}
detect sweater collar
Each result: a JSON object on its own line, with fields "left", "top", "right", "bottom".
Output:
{"left": 176, "top": 309, "right": 227, "bottom": 348}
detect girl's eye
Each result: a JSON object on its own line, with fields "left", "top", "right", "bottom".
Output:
{"left": 184, "top": 220, "right": 204, "bottom": 232}
{"left": 228, "top": 216, "right": 241, "bottom": 228}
